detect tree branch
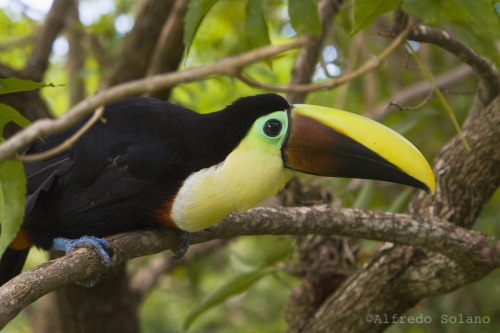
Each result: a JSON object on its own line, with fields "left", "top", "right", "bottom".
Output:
{"left": 20, "top": 0, "right": 74, "bottom": 81}
{"left": 366, "top": 63, "right": 474, "bottom": 121}
{"left": 146, "top": 0, "right": 188, "bottom": 77}
{"left": 145, "top": 0, "right": 188, "bottom": 100}
{"left": 303, "top": 87, "right": 500, "bottom": 333}
{"left": 16, "top": 106, "right": 105, "bottom": 162}
{"left": 0, "top": 37, "right": 310, "bottom": 163}
{"left": 235, "top": 20, "right": 415, "bottom": 94}
{"left": 0, "top": 35, "right": 34, "bottom": 52}
{"left": 106, "top": 0, "right": 177, "bottom": 88}
{"left": 394, "top": 18, "right": 500, "bottom": 104}
{"left": 65, "top": 0, "right": 86, "bottom": 106}
{"left": 1, "top": 206, "right": 499, "bottom": 329}
{"left": 285, "top": 0, "right": 341, "bottom": 103}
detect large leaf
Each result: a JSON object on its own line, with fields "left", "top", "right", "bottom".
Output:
{"left": 0, "top": 103, "right": 31, "bottom": 139}
{"left": 244, "top": 0, "right": 271, "bottom": 49}
{"left": 351, "top": 0, "right": 402, "bottom": 35}
{"left": 0, "top": 160, "right": 26, "bottom": 256}
{"left": 184, "top": 0, "right": 220, "bottom": 57}
{"left": 402, "top": 0, "right": 468, "bottom": 24}
{"left": 184, "top": 266, "right": 278, "bottom": 330}
{"left": 0, "top": 77, "right": 56, "bottom": 95}
{"left": 288, "top": 0, "right": 321, "bottom": 35}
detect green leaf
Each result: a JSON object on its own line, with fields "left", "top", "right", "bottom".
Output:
{"left": 288, "top": 0, "right": 321, "bottom": 35}
{"left": 351, "top": 0, "right": 402, "bottom": 35}
{"left": 0, "top": 104, "right": 31, "bottom": 139}
{"left": 352, "top": 180, "right": 374, "bottom": 209}
{"left": 403, "top": 0, "right": 500, "bottom": 66}
{"left": 451, "top": 21, "right": 500, "bottom": 67}
{"left": 0, "top": 160, "right": 26, "bottom": 257}
{"left": 402, "top": 0, "right": 469, "bottom": 25}
{"left": 184, "top": 0, "right": 220, "bottom": 57}
{"left": 0, "top": 77, "right": 57, "bottom": 95}
{"left": 244, "top": 0, "right": 271, "bottom": 49}
{"left": 184, "top": 266, "right": 278, "bottom": 330}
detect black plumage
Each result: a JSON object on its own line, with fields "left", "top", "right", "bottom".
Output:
{"left": 24, "top": 94, "right": 290, "bottom": 248}
{"left": 0, "top": 94, "right": 290, "bottom": 285}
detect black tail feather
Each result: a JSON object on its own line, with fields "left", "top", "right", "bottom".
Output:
{"left": 0, "top": 248, "right": 30, "bottom": 286}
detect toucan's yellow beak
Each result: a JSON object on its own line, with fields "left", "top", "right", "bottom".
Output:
{"left": 282, "top": 105, "right": 435, "bottom": 194}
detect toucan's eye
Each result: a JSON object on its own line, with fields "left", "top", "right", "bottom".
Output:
{"left": 263, "top": 119, "right": 283, "bottom": 137}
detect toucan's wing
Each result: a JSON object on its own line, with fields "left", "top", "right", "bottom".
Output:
{"left": 24, "top": 156, "right": 73, "bottom": 215}
{"left": 24, "top": 97, "right": 192, "bottom": 220}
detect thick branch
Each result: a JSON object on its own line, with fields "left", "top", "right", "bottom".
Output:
{"left": 65, "top": 0, "right": 85, "bottom": 106}
{"left": 145, "top": 0, "right": 188, "bottom": 100}
{"left": 0, "top": 37, "right": 310, "bottom": 163}
{"left": 285, "top": 0, "right": 341, "bottom": 103}
{"left": 106, "top": 0, "right": 177, "bottom": 88}
{"left": 146, "top": 0, "right": 188, "bottom": 77}
{"left": 21, "top": 0, "right": 74, "bottom": 81}
{"left": 0, "top": 0, "right": 70, "bottom": 131}
{"left": 304, "top": 88, "right": 500, "bottom": 333}
{"left": 1, "top": 206, "right": 499, "bottom": 328}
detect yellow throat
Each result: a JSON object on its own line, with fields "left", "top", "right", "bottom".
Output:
{"left": 170, "top": 111, "right": 292, "bottom": 232}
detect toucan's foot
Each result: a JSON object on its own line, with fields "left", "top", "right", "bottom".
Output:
{"left": 52, "top": 236, "right": 113, "bottom": 288}
{"left": 172, "top": 231, "right": 190, "bottom": 259}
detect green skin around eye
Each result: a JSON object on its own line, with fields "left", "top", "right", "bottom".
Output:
{"left": 170, "top": 110, "right": 292, "bottom": 232}
{"left": 255, "top": 111, "right": 288, "bottom": 148}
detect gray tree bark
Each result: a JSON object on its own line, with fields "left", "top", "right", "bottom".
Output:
{"left": 302, "top": 90, "right": 500, "bottom": 333}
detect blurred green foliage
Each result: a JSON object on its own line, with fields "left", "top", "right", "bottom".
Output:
{"left": 1, "top": 0, "right": 499, "bottom": 332}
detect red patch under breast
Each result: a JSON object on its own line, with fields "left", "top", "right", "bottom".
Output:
{"left": 155, "top": 196, "right": 181, "bottom": 229}
{"left": 9, "top": 228, "right": 33, "bottom": 250}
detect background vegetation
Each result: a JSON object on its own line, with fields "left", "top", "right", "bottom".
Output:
{"left": 0, "top": 0, "right": 499, "bottom": 332}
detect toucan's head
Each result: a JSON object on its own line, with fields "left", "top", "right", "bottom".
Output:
{"left": 170, "top": 94, "right": 435, "bottom": 232}
{"left": 231, "top": 94, "right": 435, "bottom": 194}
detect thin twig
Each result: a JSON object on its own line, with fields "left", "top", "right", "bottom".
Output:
{"left": 366, "top": 64, "right": 473, "bottom": 121}
{"left": 16, "top": 106, "right": 105, "bottom": 162}
{"left": 406, "top": 41, "right": 471, "bottom": 151}
{"left": 235, "top": 20, "right": 415, "bottom": 93}
{"left": 0, "top": 37, "right": 310, "bottom": 164}
{"left": 385, "top": 88, "right": 434, "bottom": 112}
{"left": 408, "top": 24, "right": 500, "bottom": 103}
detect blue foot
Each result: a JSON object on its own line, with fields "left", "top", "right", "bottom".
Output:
{"left": 52, "top": 236, "right": 113, "bottom": 288}
{"left": 172, "top": 231, "right": 190, "bottom": 259}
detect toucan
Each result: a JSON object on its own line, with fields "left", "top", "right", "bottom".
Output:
{"left": 0, "top": 94, "right": 435, "bottom": 287}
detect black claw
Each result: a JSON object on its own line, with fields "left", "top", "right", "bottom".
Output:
{"left": 172, "top": 231, "right": 190, "bottom": 259}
